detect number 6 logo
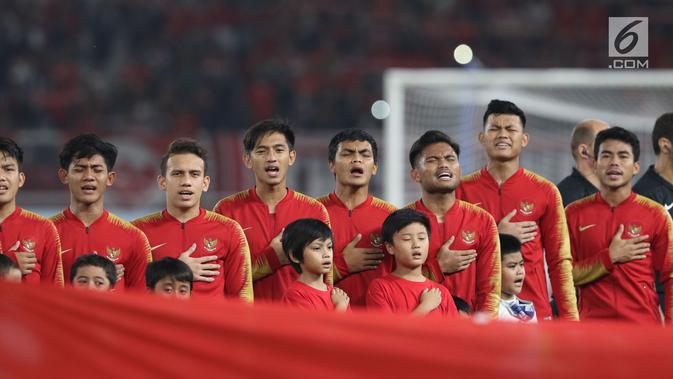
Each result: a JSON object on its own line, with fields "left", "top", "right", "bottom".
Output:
{"left": 614, "top": 20, "right": 642, "bottom": 55}
{"left": 608, "top": 17, "right": 647, "bottom": 58}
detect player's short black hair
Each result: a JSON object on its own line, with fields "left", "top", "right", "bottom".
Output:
{"left": 452, "top": 296, "right": 472, "bottom": 314}
{"left": 243, "top": 119, "right": 295, "bottom": 153}
{"left": 146, "top": 257, "right": 194, "bottom": 291}
{"left": 382, "top": 209, "right": 431, "bottom": 245}
{"left": 483, "top": 99, "right": 526, "bottom": 128}
{"left": 652, "top": 113, "right": 673, "bottom": 155}
{"left": 59, "top": 134, "right": 118, "bottom": 170}
{"left": 328, "top": 128, "right": 378, "bottom": 164}
{"left": 160, "top": 138, "right": 208, "bottom": 176}
{"left": 0, "top": 254, "right": 20, "bottom": 277}
{"left": 0, "top": 137, "right": 24, "bottom": 169}
{"left": 499, "top": 234, "right": 522, "bottom": 258}
{"left": 70, "top": 254, "right": 117, "bottom": 288}
{"left": 282, "top": 218, "right": 333, "bottom": 274}
{"left": 594, "top": 126, "right": 640, "bottom": 162}
{"left": 408, "top": 130, "right": 461, "bottom": 168}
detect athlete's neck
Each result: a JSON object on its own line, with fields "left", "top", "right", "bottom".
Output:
{"left": 600, "top": 186, "right": 632, "bottom": 207}
{"left": 392, "top": 264, "right": 426, "bottom": 282}
{"left": 69, "top": 199, "right": 105, "bottom": 227}
{"left": 255, "top": 182, "right": 288, "bottom": 212}
{"left": 166, "top": 205, "right": 201, "bottom": 223}
{"left": 576, "top": 159, "right": 601, "bottom": 189}
{"left": 0, "top": 201, "right": 17, "bottom": 223}
{"left": 654, "top": 156, "right": 673, "bottom": 184}
{"left": 486, "top": 159, "right": 519, "bottom": 185}
{"left": 501, "top": 292, "right": 514, "bottom": 301}
{"left": 334, "top": 183, "right": 369, "bottom": 210}
{"left": 298, "top": 272, "right": 328, "bottom": 291}
{"left": 420, "top": 191, "right": 455, "bottom": 223}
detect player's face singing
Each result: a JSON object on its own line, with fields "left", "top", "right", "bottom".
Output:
{"left": 595, "top": 139, "right": 640, "bottom": 191}
{"left": 159, "top": 153, "right": 210, "bottom": 211}
{"left": 329, "top": 140, "right": 377, "bottom": 188}
{"left": 298, "top": 238, "right": 333, "bottom": 276}
{"left": 480, "top": 114, "right": 529, "bottom": 162}
{"left": 59, "top": 154, "right": 115, "bottom": 206}
{"left": 244, "top": 132, "right": 296, "bottom": 187}
{"left": 411, "top": 142, "right": 460, "bottom": 194}
{"left": 0, "top": 153, "right": 24, "bottom": 207}
{"left": 386, "top": 222, "right": 429, "bottom": 269}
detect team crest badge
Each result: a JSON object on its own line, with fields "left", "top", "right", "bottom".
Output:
{"left": 21, "top": 239, "right": 36, "bottom": 252}
{"left": 627, "top": 224, "right": 643, "bottom": 238}
{"left": 370, "top": 233, "right": 383, "bottom": 248}
{"left": 204, "top": 238, "right": 219, "bottom": 252}
{"left": 519, "top": 201, "right": 534, "bottom": 215}
{"left": 461, "top": 230, "right": 476, "bottom": 245}
{"left": 106, "top": 247, "right": 121, "bottom": 262}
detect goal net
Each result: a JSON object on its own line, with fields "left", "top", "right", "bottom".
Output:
{"left": 383, "top": 69, "right": 673, "bottom": 207}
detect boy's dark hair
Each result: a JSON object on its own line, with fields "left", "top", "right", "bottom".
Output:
{"left": 243, "top": 119, "right": 295, "bottom": 153}
{"left": 499, "top": 234, "right": 522, "bottom": 257}
{"left": 652, "top": 113, "right": 673, "bottom": 155}
{"left": 160, "top": 138, "right": 208, "bottom": 176}
{"left": 146, "top": 257, "right": 194, "bottom": 291}
{"left": 483, "top": 99, "right": 526, "bottom": 128}
{"left": 59, "top": 134, "right": 118, "bottom": 170}
{"left": 328, "top": 128, "right": 378, "bottom": 164}
{"left": 0, "top": 254, "right": 20, "bottom": 276}
{"left": 452, "top": 296, "right": 472, "bottom": 314}
{"left": 282, "top": 218, "right": 333, "bottom": 274}
{"left": 408, "top": 130, "right": 461, "bottom": 168}
{"left": 594, "top": 126, "right": 640, "bottom": 162}
{"left": 382, "top": 209, "right": 431, "bottom": 245}
{"left": 70, "top": 254, "right": 117, "bottom": 288}
{"left": 0, "top": 137, "right": 24, "bottom": 169}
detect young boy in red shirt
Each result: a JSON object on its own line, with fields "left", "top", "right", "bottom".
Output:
{"left": 367, "top": 209, "right": 457, "bottom": 317}
{"left": 282, "top": 218, "right": 349, "bottom": 311}
{"left": 146, "top": 257, "right": 193, "bottom": 300}
{"left": 69, "top": 253, "right": 117, "bottom": 291}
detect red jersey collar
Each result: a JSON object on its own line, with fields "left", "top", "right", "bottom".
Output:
{"left": 64, "top": 207, "right": 109, "bottom": 228}
{"left": 414, "top": 197, "right": 460, "bottom": 217}
{"left": 0, "top": 207, "right": 23, "bottom": 224}
{"left": 249, "top": 186, "right": 294, "bottom": 206}
{"left": 595, "top": 191, "right": 636, "bottom": 208}
{"left": 328, "top": 192, "right": 373, "bottom": 211}
{"left": 480, "top": 166, "right": 524, "bottom": 189}
{"left": 161, "top": 208, "right": 206, "bottom": 225}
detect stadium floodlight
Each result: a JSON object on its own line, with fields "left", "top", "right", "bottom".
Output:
{"left": 453, "top": 44, "right": 473, "bottom": 65}
{"left": 383, "top": 69, "right": 673, "bottom": 207}
{"left": 371, "top": 100, "right": 391, "bottom": 120}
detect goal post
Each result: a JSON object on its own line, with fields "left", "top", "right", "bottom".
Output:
{"left": 383, "top": 69, "right": 673, "bottom": 207}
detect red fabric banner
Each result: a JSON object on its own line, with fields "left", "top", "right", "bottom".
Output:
{"left": 1, "top": 282, "right": 672, "bottom": 378}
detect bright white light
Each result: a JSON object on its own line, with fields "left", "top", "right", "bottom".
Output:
{"left": 371, "top": 100, "right": 391, "bottom": 120}
{"left": 453, "top": 44, "right": 473, "bottom": 65}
